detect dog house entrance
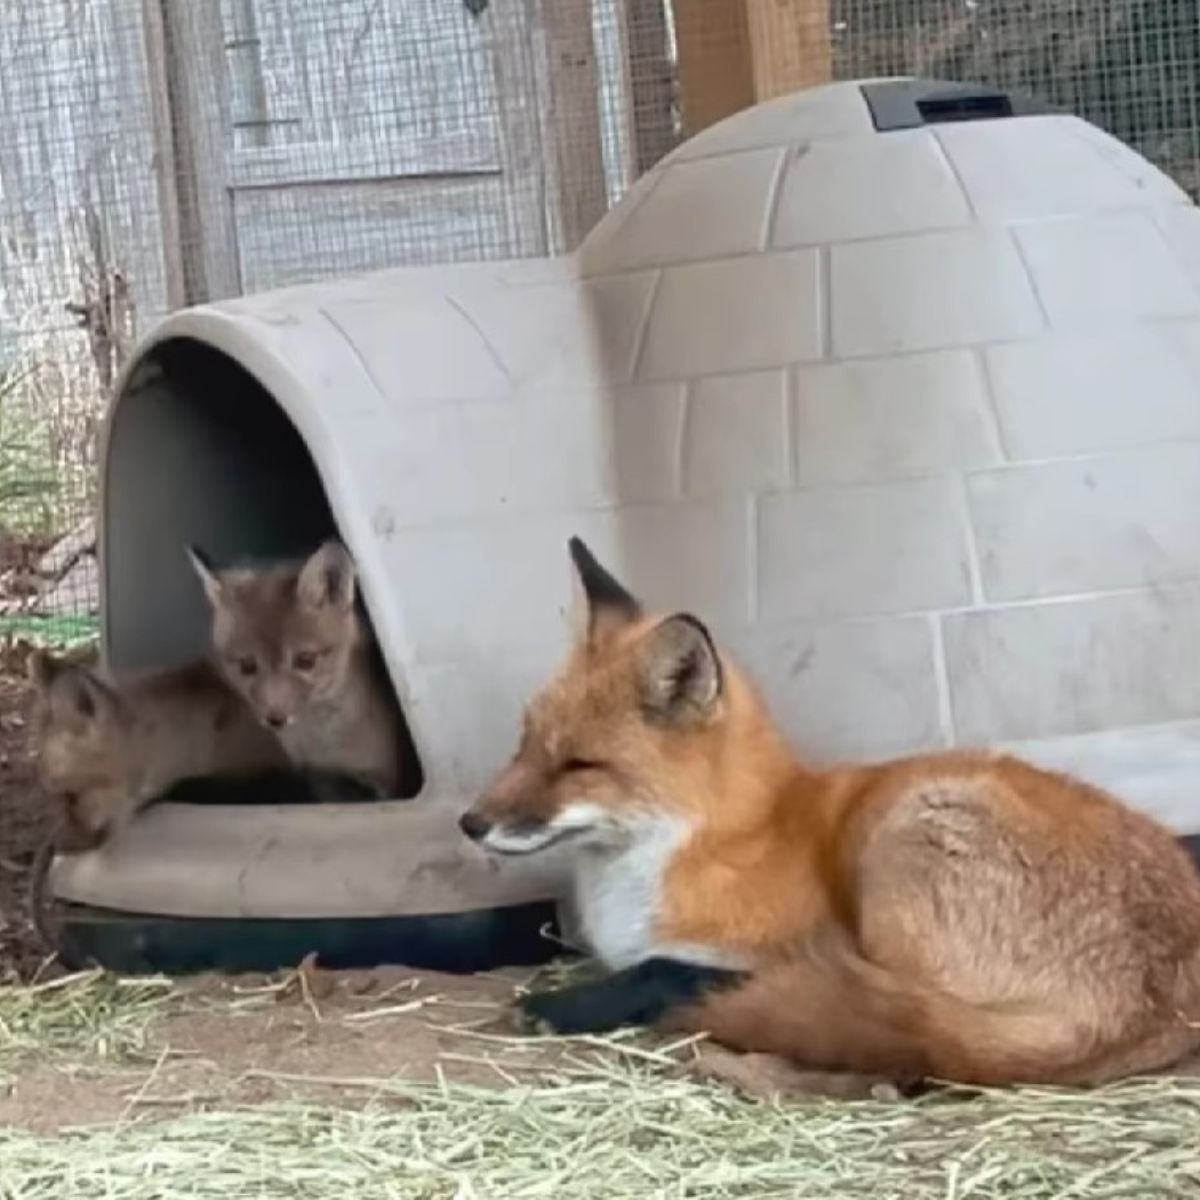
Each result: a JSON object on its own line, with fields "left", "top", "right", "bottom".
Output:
{"left": 103, "top": 336, "right": 423, "bottom": 799}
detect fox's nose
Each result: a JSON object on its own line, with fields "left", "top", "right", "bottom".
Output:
{"left": 265, "top": 710, "right": 289, "bottom": 730}
{"left": 458, "top": 811, "right": 492, "bottom": 841}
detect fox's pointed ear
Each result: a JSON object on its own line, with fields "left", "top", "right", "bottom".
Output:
{"left": 186, "top": 544, "right": 223, "bottom": 606}
{"left": 637, "top": 614, "right": 723, "bottom": 725}
{"left": 43, "top": 661, "right": 120, "bottom": 726}
{"left": 298, "top": 539, "right": 357, "bottom": 611}
{"left": 28, "top": 649, "right": 62, "bottom": 693}
{"left": 568, "top": 537, "right": 641, "bottom": 640}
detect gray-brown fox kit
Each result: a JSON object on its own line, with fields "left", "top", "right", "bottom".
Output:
{"left": 187, "top": 539, "right": 416, "bottom": 797}
{"left": 29, "top": 650, "right": 287, "bottom": 851}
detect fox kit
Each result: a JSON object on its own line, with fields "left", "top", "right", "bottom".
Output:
{"left": 187, "top": 539, "right": 413, "bottom": 797}
{"left": 29, "top": 650, "right": 287, "bottom": 851}
{"left": 459, "top": 537, "right": 1200, "bottom": 1088}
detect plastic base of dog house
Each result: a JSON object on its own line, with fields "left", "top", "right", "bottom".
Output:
{"left": 50, "top": 899, "right": 565, "bottom": 976}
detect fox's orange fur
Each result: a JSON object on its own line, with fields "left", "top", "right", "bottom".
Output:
{"left": 462, "top": 539, "right": 1200, "bottom": 1088}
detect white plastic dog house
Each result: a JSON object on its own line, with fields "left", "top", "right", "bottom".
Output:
{"left": 48, "top": 77, "right": 1200, "bottom": 972}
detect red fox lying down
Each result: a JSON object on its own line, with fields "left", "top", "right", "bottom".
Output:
{"left": 459, "top": 538, "right": 1200, "bottom": 1088}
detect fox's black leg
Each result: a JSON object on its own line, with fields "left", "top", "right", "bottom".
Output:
{"left": 521, "top": 957, "right": 747, "bottom": 1035}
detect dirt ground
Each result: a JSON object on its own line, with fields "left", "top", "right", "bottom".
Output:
{"left": 0, "top": 965, "right": 593, "bottom": 1134}
{"left": 1, "top": 958, "right": 888, "bottom": 1136}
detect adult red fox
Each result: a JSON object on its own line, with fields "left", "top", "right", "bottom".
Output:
{"left": 459, "top": 537, "right": 1200, "bottom": 1087}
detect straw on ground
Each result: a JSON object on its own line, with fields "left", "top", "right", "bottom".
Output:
{"left": 2, "top": 970, "right": 1200, "bottom": 1198}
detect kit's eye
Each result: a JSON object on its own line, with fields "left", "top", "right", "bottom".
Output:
{"left": 292, "top": 650, "right": 318, "bottom": 672}
{"left": 236, "top": 657, "right": 258, "bottom": 678}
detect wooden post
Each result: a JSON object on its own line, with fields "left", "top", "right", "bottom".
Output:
{"left": 142, "top": 0, "right": 241, "bottom": 306}
{"left": 533, "top": 0, "right": 610, "bottom": 253}
{"left": 672, "top": 0, "right": 754, "bottom": 136}
{"left": 485, "top": 0, "right": 552, "bottom": 257}
{"left": 140, "top": 0, "right": 188, "bottom": 310}
{"left": 672, "top": 0, "right": 832, "bottom": 135}
{"left": 160, "top": 0, "right": 242, "bottom": 303}
{"left": 744, "top": 0, "right": 832, "bottom": 100}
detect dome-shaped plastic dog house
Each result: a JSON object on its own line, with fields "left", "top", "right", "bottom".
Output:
{"left": 48, "top": 76, "right": 1200, "bottom": 973}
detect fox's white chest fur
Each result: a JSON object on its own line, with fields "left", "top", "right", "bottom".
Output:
{"left": 571, "top": 814, "right": 746, "bottom": 972}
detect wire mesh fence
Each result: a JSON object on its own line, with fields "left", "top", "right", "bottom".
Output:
{"left": 2, "top": 0, "right": 1200, "bottom": 640}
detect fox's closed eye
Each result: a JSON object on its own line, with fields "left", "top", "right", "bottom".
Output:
{"left": 292, "top": 650, "right": 319, "bottom": 672}
{"left": 561, "top": 757, "right": 603, "bottom": 773}
{"left": 235, "top": 657, "right": 258, "bottom": 678}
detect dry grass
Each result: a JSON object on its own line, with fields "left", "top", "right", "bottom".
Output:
{"left": 2, "top": 970, "right": 1200, "bottom": 1197}
{"left": 1, "top": 1067, "right": 1199, "bottom": 1197}
{"left": 0, "top": 969, "right": 174, "bottom": 1079}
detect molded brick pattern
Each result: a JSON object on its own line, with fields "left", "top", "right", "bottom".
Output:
{"left": 387, "top": 498, "right": 751, "bottom": 670}
{"left": 967, "top": 443, "right": 1200, "bottom": 602}
{"left": 830, "top": 229, "right": 1044, "bottom": 357}
{"left": 985, "top": 329, "right": 1200, "bottom": 458}
{"left": 386, "top": 509, "right": 602, "bottom": 669}
{"left": 602, "top": 149, "right": 784, "bottom": 271}
{"left": 607, "top": 497, "right": 751, "bottom": 627}
{"left": 1067, "top": 120, "right": 1192, "bottom": 207}
{"left": 772, "top": 129, "right": 970, "bottom": 246}
{"left": 757, "top": 480, "right": 974, "bottom": 623}
{"left": 190, "top": 87, "right": 1200, "bottom": 818}
{"left": 943, "top": 583, "right": 1200, "bottom": 743}
{"left": 666, "top": 81, "right": 873, "bottom": 164}
{"left": 455, "top": 272, "right": 658, "bottom": 386}
{"left": 1015, "top": 213, "right": 1200, "bottom": 327}
{"left": 323, "top": 297, "right": 510, "bottom": 402}
{"left": 357, "top": 383, "right": 684, "bottom": 526}
{"left": 682, "top": 371, "right": 789, "bottom": 497}
{"left": 1157, "top": 207, "right": 1200, "bottom": 293}
{"left": 638, "top": 250, "right": 822, "bottom": 379}
{"left": 793, "top": 351, "right": 1002, "bottom": 485}
{"left": 934, "top": 117, "right": 1160, "bottom": 221}
{"left": 726, "top": 617, "right": 944, "bottom": 761}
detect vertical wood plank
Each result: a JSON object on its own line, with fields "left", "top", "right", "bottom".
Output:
{"left": 744, "top": 0, "right": 832, "bottom": 99}
{"left": 671, "top": 0, "right": 754, "bottom": 135}
{"left": 484, "top": 0, "right": 551, "bottom": 257}
{"left": 161, "top": 0, "right": 242, "bottom": 302}
{"left": 672, "top": 0, "right": 831, "bottom": 134}
{"left": 140, "top": 0, "right": 188, "bottom": 310}
{"left": 532, "top": 0, "right": 610, "bottom": 253}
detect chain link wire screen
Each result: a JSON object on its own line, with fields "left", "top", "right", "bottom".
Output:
{"left": 2, "top": 0, "right": 1200, "bottom": 640}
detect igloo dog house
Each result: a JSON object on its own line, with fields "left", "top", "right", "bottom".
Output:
{"left": 48, "top": 77, "right": 1200, "bottom": 973}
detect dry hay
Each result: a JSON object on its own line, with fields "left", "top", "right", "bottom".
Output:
{"left": 1, "top": 970, "right": 1198, "bottom": 1198}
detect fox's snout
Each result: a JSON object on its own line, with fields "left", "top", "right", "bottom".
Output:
{"left": 459, "top": 763, "right": 571, "bottom": 855}
{"left": 458, "top": 810, "right": 492, "bottom": 841}
{"left": 462, "top": 757, "right": 550, "bottom": 843}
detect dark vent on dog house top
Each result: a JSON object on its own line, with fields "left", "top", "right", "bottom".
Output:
{"left": 860, "top": 79, "right": 1058, "bottom": 132}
